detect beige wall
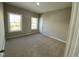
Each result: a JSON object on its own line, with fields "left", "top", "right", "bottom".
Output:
{"left": 4, "top": 3, "right": 39, "bottom": 38}
{"left": 40, "top": 7, "right": 71, "bottom": 42}
{"left": 0, "top": 3, "right": 5, "bottom": 53}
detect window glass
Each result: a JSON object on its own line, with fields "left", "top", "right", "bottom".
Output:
{"left": 8, "top": 13, "right": 22, "bottom": 32}
{"left": 31, "top": 17, "right": 38, "bottom": 30}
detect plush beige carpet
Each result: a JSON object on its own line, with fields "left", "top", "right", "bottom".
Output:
{"left": 4, "top": 33, "right": 66, "bottom": 57}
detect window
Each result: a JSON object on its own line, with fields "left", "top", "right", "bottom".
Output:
{"left": 8, "top": 13, "right": 22, "bottom": 32}
{"left": 31, "top": 17, "right": 38, "bottom": 30}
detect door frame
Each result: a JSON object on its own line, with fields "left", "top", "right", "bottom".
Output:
{"left": 0, "top": 3, "right": 5, "bottom": 57}
{"left": 64, "top": 2, "right": 79, "bottom": 57}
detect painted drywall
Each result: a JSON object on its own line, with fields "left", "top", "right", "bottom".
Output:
{"left": 39, "top": 7, "right": 71, "bottom": 42}
{"left": 4, "top": 3, "right": 39, "bottom": 38}
{"left": 0, "top": 3, "right": 5, "bottom": 54}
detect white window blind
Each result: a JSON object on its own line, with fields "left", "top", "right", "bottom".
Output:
{"left": 8, "top": 13, "right": 22, "bottom": 32}
{"left": 31, "top": 17, "right": 38, "bottom": 30}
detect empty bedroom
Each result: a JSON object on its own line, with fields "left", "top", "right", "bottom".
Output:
{"left": 2, "top": 2, "right": 72, "bottom": 57}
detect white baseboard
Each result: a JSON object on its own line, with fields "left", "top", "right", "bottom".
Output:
{"left": 7, "top": 32, "right": 66, "bottom": 43}
{"left": 7, "top": 32, "right": 36, "bottom": 39}
{"left": 40, "top": 32, "right": 66, "bottom": 43}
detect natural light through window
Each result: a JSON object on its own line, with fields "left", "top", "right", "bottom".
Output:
{"left": 8, "top": 13, "right": 22, "bottom": 32}
{"left": 31, "top": 17, "right": 38, "bottom": 30}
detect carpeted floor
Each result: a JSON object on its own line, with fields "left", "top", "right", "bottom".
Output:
{"left": 4, "top": 33, "right": 66, "bottom": 57}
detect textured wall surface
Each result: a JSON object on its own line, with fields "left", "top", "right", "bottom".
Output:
{"left": 40, "top": 7, "right": 71, "bottom": 42}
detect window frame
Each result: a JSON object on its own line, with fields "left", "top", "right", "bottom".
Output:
{"left": 8, "top": 12, "right": 22, "bottom": 33}
{"left": 31, "top": 16, "right": 38, "bottom": 30}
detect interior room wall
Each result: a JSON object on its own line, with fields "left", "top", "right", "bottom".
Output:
{"left": 4, "top": 3, "right": 39, "bottom": 39}
{"left": 39, "top": 7, "right": 71, "bottom": 43}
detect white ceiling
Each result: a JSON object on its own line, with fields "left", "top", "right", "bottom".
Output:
{"left": 7, "top": 2, "right": 72, "bottom": 14}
